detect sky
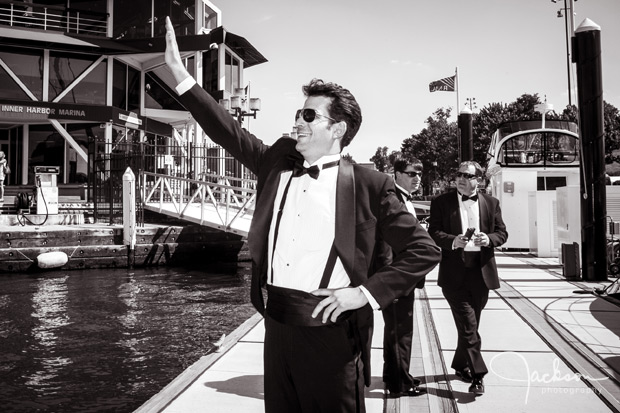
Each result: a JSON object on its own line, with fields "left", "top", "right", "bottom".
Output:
{"left": 215, "top": 0, "right": 620, "bottom": 164}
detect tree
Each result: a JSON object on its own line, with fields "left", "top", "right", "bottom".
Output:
{"left": 401, "top": 107, "right": 458, "bottom": 194}
{"left": 341, "top": 153, "right": 355, "bottom": 164}
{"left": 603, "top": 102, "right": 620, "bottom": 164}
{"left": 370, "top": 147, "right": 400, "bottom": 172}
{"left": 370, "top": 146, "right": 389, "bottom": 172}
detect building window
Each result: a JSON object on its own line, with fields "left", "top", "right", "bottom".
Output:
{"left": 113, "top": 0, "right": 152, "bottom": 39}
{"left": 202, "top": 49, "right": 218, "bottom": 96}
{"left": 0, "top": 48, "right": 44, "bottom": 100}
{"left": 113, "top": 0, "right": 197, "bottom": 39}
{"left": 28, "top": 124, "right": 65, "bottom": 185}
{"left": 49, "top": 51, "right": 105, "bottom": 105}
{"left": 112, "top": 60, "right": 140, "bottom": 112}
{"left": 153, "top": 0, "right": 196, "bottom": 37}
{"left": 202, "top": 1, "right": 219, "bottom": 32}
{"left": 224, "top": 51, "right": 240, "bottom": 94}
{"left": 69, "top": 0, "right": 107, "bottom": 15}
{"left": 145, "top": 71, "right": 185, "bottom": 111}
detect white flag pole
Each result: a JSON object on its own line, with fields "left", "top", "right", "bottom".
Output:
{"left": 455, "top": 66, "right": 461, "bottom": 162}
{"left": 455, "top": 66, "right": 460, "bottom": 116}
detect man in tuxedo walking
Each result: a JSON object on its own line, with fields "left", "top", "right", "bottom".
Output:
{"left": 381, "top": 157, "right": 426, "bottom": 397}
{"left": 428, "top": 161, "right": 507, "bottom": 396}
{"left": 164, "top": 17, "right": 440, "bottom": 413}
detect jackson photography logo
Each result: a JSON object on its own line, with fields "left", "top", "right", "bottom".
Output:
{"left": 490, "top": 352, "right": 608, "bottom": 404}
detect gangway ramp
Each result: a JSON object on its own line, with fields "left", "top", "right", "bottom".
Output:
{"left": 142, "top": 172, "right": 255, "bottom": 237}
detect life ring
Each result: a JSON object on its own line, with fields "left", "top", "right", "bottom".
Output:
{"left": 36, "top": 251, "right": 69, "bottom": 269}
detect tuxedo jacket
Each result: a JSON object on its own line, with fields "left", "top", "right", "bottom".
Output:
{"left": 178, "top": 84, "right": 441, "bottom": 383}
{"left": 374, "top": 185, "right": 426, "bottom": 291}
{"left": 427, "top": 190, "right": 508, "bottom": 290}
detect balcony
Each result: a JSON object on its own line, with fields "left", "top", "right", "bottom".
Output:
{"left": 0, "top": 0, "right": 108, "bottom": 36}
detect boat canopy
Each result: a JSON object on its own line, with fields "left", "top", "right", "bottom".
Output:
{"left": 487, "top": 120, "right": 579, "bottom": 168}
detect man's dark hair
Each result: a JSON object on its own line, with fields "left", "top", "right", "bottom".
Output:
{"left": 302, "top": 79, "right": 362, "bottom": 149}
{"left": 458, "top": 160, "right": 484, "bottom": 178}
{"left": 394, "top": 157, "right": 423, "bottom": 173}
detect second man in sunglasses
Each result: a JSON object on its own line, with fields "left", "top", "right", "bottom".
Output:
{"left": 428, "top": 161, "right": 508, "bottom": 397}
{"left": 379, "top": 157, "right": 427, "bottom": 398}
{"left": 164, "top": 16, "right": 441, "bottom": 413}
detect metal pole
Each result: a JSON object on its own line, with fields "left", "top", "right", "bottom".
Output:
{"left": 455, "top": 67, "right": 460, "bottom": 164}
{"left": 458, "top": 107, "right": 473, "bottom": 162}
{"left": 573, "top": 18, "right": 607, "bottom": 281}
{"left": 563, "top": 0, "right": 572, "bottom": 106}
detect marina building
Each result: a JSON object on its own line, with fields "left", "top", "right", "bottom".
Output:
{"left": 0, "top": 0, "right": 266, "bottom": 198}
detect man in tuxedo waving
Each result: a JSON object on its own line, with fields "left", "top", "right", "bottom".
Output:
{"left": 428, "top": 161, "right": 508, "bottom": 397}
{"left": 164, "top": 17, "right": 440, "bottom": 413}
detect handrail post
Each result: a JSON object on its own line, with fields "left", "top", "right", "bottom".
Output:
{"left": 123, "top": 167, "right": 136, "bottom": 268}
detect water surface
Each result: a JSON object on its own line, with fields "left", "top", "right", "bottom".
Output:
{"left": 0, "top": 262, "right": 255, "bottom": 412}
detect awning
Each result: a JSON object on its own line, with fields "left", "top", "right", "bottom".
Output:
{"left": 67, "top": 26, "right": 268, "bottom": 68}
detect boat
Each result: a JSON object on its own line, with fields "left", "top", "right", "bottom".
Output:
{"left": 485, "top": 105, "right": 580, "bottom": 255}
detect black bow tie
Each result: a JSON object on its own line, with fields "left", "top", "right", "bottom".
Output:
{"left": 462, "top": 193, "right": 478, "bottom": 202}
{"left": 400, "top": 190, "right": 414, "bottom": 202}
{"left": 293, "top": 160, "right": 339, "bottom": 179}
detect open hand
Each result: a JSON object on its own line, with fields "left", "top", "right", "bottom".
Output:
{"left": 164, "top": 16, "right": 191, "bottom": 84}
{"left": 310, "top": 287, "right": 368, "bottom": 323}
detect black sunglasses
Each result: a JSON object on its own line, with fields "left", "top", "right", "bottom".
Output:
{"left": 295, "top": 108, "right": 336, "bottom": 123}
{"left": 401, "top": 171, "right": 422, "bottom": 177}
{"left": 455, "top": 172, "right": 478, "bottom": 179}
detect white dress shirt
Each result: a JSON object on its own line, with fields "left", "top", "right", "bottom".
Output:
{"left": 267, "top": 154, "right": 350, "bottom": 291}
{"left": 394, "top": 182, "right": 417, "bottom": 218}
{"left": 458, "top": 192, "right": 481, "bottom": 252}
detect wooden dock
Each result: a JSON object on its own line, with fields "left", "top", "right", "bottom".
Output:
{"left": 136, "top": 289, "right": 448, "bottom": 413}
{"left": 136, "top": 253, "right": 620, "bottom": 413}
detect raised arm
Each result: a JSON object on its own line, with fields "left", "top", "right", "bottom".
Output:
{"left": 162, "top": 16, "right": 270, "bottom": 174}
{"left": 164, "top": 16, "right": 191, "bottom": 85}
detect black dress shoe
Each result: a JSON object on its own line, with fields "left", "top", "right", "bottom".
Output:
{"left": 387, "top": 386, "right": 427, "bottom": 398}
{"left": 454, "top": 368, "right": 473, "bottom": 383}
{"left": 468, "top": 378, "right": 484, "bottom": 396}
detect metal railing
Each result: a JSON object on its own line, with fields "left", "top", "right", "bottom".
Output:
{"left": 0, "top": 0, "right": 108, "bottom": 36}
{"left": 142, "top": 171, "right": 256, "bottom": 235}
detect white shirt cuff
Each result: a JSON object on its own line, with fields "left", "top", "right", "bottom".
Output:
{"left": 175, "top": 77, "right": 196, "bottom": 95}
{"left": 359, "top": 285, "right": 380, "bottom": 310}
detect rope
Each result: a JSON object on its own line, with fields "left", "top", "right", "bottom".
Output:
{"left": 68, "top": 246, "right": 80, "bottom": 258}
{"left": 15, "top": 249, "right": 34, "bottom": 263}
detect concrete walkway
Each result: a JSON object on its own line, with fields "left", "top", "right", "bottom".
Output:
{"left": 136, "top": 252, "right": 620, "bottom": 413}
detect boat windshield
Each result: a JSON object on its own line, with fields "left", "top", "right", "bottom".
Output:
{"left": 497, "top": 131, "right": 579, "bottom": 166}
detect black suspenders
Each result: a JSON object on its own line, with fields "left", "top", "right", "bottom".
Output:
{"left": 270, "top": 173, "right": 338, "bottom": 288}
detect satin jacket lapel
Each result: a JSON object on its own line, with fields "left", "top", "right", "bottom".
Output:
{"left": 247, "top": 168, "right": 284, "bottom": 264}
{"left": 449, "top": 194, "right": 463, "bottom": 235}
{"left": 335, "top": 160, "right": 356, "bottom": 276}
{"left": 478, "top": 194, "right": 490, "bottom": 234}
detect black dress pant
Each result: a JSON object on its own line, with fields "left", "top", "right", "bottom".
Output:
{"left": 263, "top": 314, "right": 366, "bottom": 413}
{"left": 442, "top": 266, "right": 489, "bottom": 378}
{"left": 382, "top": 290, "right": 417, "bottom": 392}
